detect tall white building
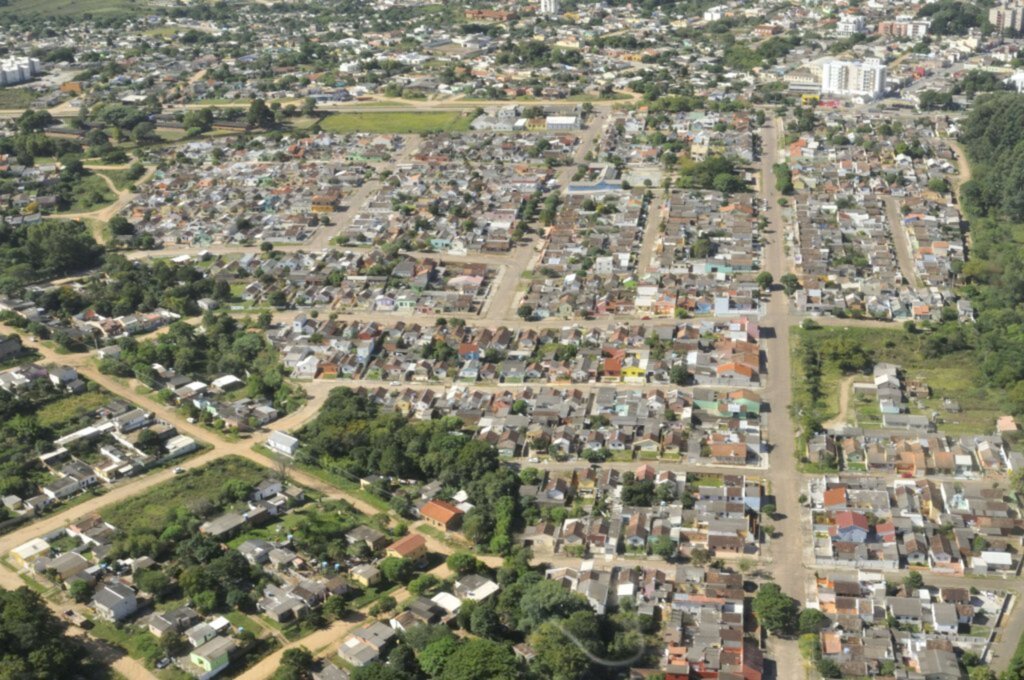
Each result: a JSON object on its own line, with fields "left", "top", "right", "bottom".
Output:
{"left": 0, "top": 57, "right": 40, "bottom": 87}
{"left": 878, "top": 18, "right": 930, "bottom": 39}
{"left": 835, "top": 15, "right": 866, "bottom": 38}
{"left": 821, "top": 58, "right": 887, "bottom": 99}
{"left": 990, "top": 4, "right": 1024, "bottom": 33}
{"left": 540, "top": 0, "right": 560, "bottom": 16}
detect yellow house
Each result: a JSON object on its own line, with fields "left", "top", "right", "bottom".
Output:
{"left": 351, "top": 564, "right": 381, "bottom": 587}
{"left": 622, "top": 365, "right": 647, "bottom": 382}
{"left": 10, "top": 538, "right": 50, "bottom": 570}
{"left": 385, "top": 534, "right": 428, "bottom": 562}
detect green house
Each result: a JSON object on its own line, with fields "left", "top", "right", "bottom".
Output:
{"left": 189, "top": 636, "right": 235, "bottom": 678}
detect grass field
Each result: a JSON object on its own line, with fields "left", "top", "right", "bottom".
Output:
{"left": 0, "top": 87, "right": 38, "bottom": 109}
{"left": 155, "top": 128, "right": 189, "bottom": 142}
{"left": 792, "top": 325, "right": 1007, "bottom": 437}
{"left": 0, "top": 0, "right": 148, "bottom": 18}
{"left": 98, "top": 168, "right": 136, "bottom": 190}
{"left": 101, "top": 456, "right": 267, "bottom": 534}
{"left": 36, "top": 391, "right": 110, "bottom": 430}
{"left": 320, "top": 111, "right": 473, "bottom": 134}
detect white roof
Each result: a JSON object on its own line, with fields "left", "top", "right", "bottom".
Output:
{"left": 546, "top": 115, "right": 578, "bottom": 124}
{"left": 11, "top": 537, "right": 49, "bottom": 559}
{"left": 431, "top": 592, "right": 462, "bottom": 613}
{"left": 166, "top": 435, "right": 195, "bottom": 449}
{"left": 209, "top": 615, "right": 231, "bottom": 632}
{"left": 981, "top": 551, "right": 1013, "bottom": 565}
{"left": 269, "top": 431, "right": 299, "bottom": 446}
{"left": 211, "top": 375, "right": 243, "bottom": 389}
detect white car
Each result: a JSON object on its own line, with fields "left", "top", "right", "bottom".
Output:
{"left": 527, "top": 457, "right": 539, "bottom": 463}
{"left": 173, "top": 467, "right": 186, "bottom": 475}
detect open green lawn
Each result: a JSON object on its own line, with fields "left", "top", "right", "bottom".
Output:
{"left": 0, "top": 0, "right": 149, "bottom": 18}
{"left": 792, "top": 325, "right": 1007, "bottom": 436}
{"left": 36, "top": 391, "right": 111, "bottom": 430}
{"left": 155, "top": 128, "right": 189, "bottom": 142}
{"left": 288, "top": 116, "right": 320, "bottom": 130}
{"left": 0, "top": 87, "right": 38, "bottom": 109}
{"left": 101, "top": 456, "right": 267, "bottom": 534}
{"left": 98, "top": 168, "right": 137, "bottom": 190}
{"left": 89, "top": 621, "right": 162, "bottom": 663}
{"left": 320, "top": 111, "right": 473, "bottom": 134}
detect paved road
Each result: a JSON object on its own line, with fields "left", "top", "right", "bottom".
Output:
{"left": 637, "top": 189, "right": 668, "bottom": 277}
{"left": 757, "top": 117, "right": 808, "bottom": 679}
{"left": 883, "top": 195, "right": 920, "bottom": 288}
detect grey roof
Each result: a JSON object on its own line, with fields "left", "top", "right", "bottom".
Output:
{"left": 93, "top": 581, "right": 135, "bottom": 608}
{"left": 192, "top": 635, "right": 236, "bottom": 660}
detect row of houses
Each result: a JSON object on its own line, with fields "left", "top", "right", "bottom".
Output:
{"left": 807, "top": 475, "right": 1023, "bottom": 574}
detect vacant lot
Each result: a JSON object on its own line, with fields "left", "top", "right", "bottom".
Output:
{"left": 102, "top": 456, "right": 267, "bottom": 534}
{"left": 0, "top": 0, "right": 148, "bottom": 17}
{"left": 0, "top": 88, "right": 37, "bottom": 110}
{"left": 320, "top": 111, "right": 472, "bottom": 134}
{"left": 792, "top": 325, "right": 1006, "bottom": 436}
{"left": 36, "top": 391, "right": 110, "bottom": 431}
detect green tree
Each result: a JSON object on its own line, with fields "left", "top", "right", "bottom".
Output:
{"left": 447, "top": 552, "right": 483, "bottom": 576}
{"left": 135, "top": 569, "right": 173, "bottom": 600}
{"left": 469, "top": 604, "right": 502, "bottom": 638}
{"left": 247, "top": 99, "right": 275, "bottom": 129}
{"left": 816, "top": 658, "right": 842, "bottom": 678}
{"left": 517, "top": 579, "right": 591, "bottom": 632}
{"left": 182, "top": 108, "right": 214, "bottom": 134}
{"left": 798, "top": 608, "right": 829, "bottom": 635}
{"left": 0, "top": 588, "right": 85, "bottom": 677}
{"left": 378, "top": 557, "right": 413, "bottom": 584}
{"left": 409, "top": 573, "right": 440, "bottom": 596}
{"left": 651, "top": 536, "right": 677, "bottom": 560}
{"left": 272, "top": 647, "right": 314, "bottom": 680}
{"left": 752, "top": 583, "right": 799, "bottom": 635}
{"left": 439, "top": 639, "right": 519, "bottom": 680}
{"left": 418, "top": 635, "right": 461, "bottom": 677}
{"left": 756, "top": 271, "right": 774, "bottom": 290}
{"left": 904, "top": 571, "right": 924, "bottom": 591}
{"left": 529, "top": 619, "right": 593, "bottom": 680}
{"left": 130, "top": 121, "right": 158, "bottom": 145}
{"left": 689, "top": 546, "right": 711, "bottom": 566}
{"left": 68, "top": 579, "right": 93, "bottom": 603}
{"left": 780, "top": 273, "right": 800, "bottom": 296}
{"left": 368, "top": 595, "right": 396, "bottom": 616}
{"left": 404, "top": 623, "right": 455, "bottom": 652}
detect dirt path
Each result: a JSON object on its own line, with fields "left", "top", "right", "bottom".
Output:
{"left": 44, "top": 164, "right": 155, "bottom": 226}
{"left": 822, "top": 375, "right": 856, "bottom": 430}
